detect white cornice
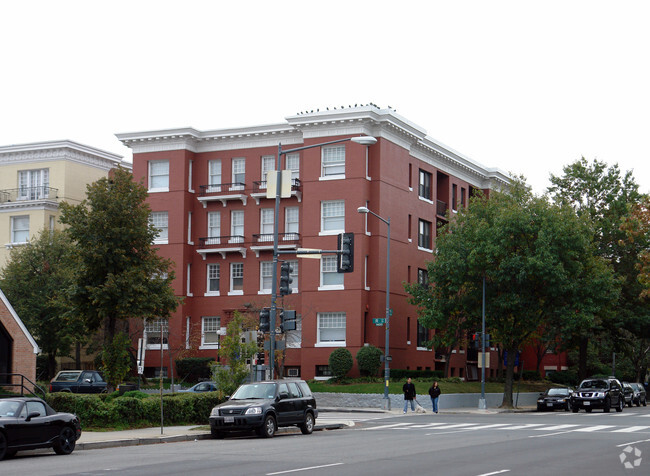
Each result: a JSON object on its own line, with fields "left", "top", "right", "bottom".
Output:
{"left": 116, "top": 106, "right": 511, "bottom": 188}
{"left": 0, "top": 140, "right": 126, "bottom": 172}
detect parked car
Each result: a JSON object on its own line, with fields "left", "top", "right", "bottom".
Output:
{"left": 49, "top": 370, "right": 107, "bottom": 394}
{"left": 622, "top": 382, "right": 635, "bottom": 407}
{"left": 536, "top": 387, "right": 572, "bottom": 411}
{"left": 629, "top": 383, "right": 647, "bottom": 406}
{"left": 209, "top": 379, "right": 317, "bottom": 439}
{"left": 570, "top": 377, "right": 624, "bottom": 413}
{"left": 180, "top": 381, "right": 218, "bottom": 393}
{"left": 0, "top": 397, "right": 81, "bottom": 460}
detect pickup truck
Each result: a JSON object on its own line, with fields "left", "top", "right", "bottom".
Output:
{"left": 49, "top": 370, "right": 107, "bottom": 394}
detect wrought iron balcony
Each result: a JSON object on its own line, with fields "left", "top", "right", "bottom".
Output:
{"left": 0, "top": 186, "right": 59, "bottom": 204}
{"left": 436, "top": 199, "right": 448, "bottom": 218}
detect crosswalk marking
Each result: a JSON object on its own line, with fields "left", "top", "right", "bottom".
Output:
{"left": 612, "top": 426, "right": 650, "bottom": 433}
{"left": 496, "top": 424, "right": 546, "bottom": 430}
{"left": 574, "top": 425, "right": 616, "bottom": 432}
{"left": 532, "top": 424, "right": 579, "bottom": 431}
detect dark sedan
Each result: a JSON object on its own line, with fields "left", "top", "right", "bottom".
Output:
{"left": 0, "top": 397, "right": 81, "bottom": 460}
{"left": 536, "top": 387, "right": 572, "bottom": 411}
{"left": 630, "top": 383, "right": 647, "bottom": 406}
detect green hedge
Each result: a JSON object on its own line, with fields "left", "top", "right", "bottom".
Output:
{"left": 390, "top": 369, "right": 444, "bottom": 381}
{"left": 44, "top": 391, "right": 224, "bottom": 428}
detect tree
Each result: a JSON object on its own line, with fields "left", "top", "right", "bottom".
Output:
{"left": 59, "top": 168, "right": 180, "bottom": 388}
{"left": 549, "top": 158, "right": 647, "bottom": 381}
{"left": 356, "top": 345, "right": 383, "bottom": 377}
{"left": 406, "top": 180, "right": 617, "bottom": 407}
{"left": 212, "top": 312, "right": 258, "bottom": 396}
{"left": 328, "top": 348, "right": 353, "bottom": 379}
{"left": 0, "top": 229, "right": 85, "bottom": 378}
{"left": 621, "top": 196, "right": 650, "bottom": 299}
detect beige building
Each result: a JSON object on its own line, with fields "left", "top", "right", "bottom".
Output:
{"left": 0, "top": 140, "right": 127, "bottom": 268}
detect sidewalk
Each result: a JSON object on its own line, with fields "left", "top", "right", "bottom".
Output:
{"left": 76, "top": 406, "right": 534, "bottom": 450}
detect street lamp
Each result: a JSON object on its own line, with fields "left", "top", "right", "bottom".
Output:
{"left": 268, "top": 135, "right": 377, "bottom": 379}
{"left": 357, "top": 205, "right": 391, "bottom": 410}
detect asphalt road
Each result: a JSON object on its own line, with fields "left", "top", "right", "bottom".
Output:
{"left": 4, "top": 407, "right": 650, "bottom": 475}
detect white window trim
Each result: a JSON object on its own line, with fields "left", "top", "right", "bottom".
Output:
{"left": 316, "top": 313, "right": 346, "bottom": 347}
{"left": 205, "top": 263, "right": 220, "bottom": 296}
{"left": 199, "top": 316, "right": 221, "bottom": 350}
{"left": 148, "top": 160, "right": 169, "bottom": 193}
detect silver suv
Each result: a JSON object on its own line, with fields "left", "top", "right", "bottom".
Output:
{"left": 570, "top": 377, "right": 624, "bottom": 413}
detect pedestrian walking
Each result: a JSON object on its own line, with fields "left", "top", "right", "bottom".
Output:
{"left": 429, "top": 381, "right": 441, "bottom": 413}
{"left": 403, "top": 377, "right": 416, "bottom": 413}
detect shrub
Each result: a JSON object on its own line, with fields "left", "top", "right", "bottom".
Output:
{"left": 175, "top": 357, "right": 215, "bottom": 383}
{"left": 356, "top": 345, "right": 383, "bottom": 377}
{"left": 547, "top": 370, "right": 579, "bottom": 386}
{"left": 390, "top": 369, "right": 444, "bottom": 381}
{"left": 522, "top": 370, "right": 541, "bottom": 381}
{"left": 328, "top": 348, "right": 353, "bottom": 378}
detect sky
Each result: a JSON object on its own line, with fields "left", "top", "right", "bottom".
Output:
{"left": 2, "top": 0, "right": 649, "bottom": 195}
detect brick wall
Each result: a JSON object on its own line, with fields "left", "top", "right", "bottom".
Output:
{"left": 0, "top": 293, "right": 38, "bottom": 386}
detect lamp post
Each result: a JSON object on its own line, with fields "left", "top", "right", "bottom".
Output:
{"left": 268, "top": 135, "right": 376, "bottom": 379}
{"left": 357, "top": 206, "right": 391, "bottom": 410}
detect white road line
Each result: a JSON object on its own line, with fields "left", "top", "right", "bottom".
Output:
{"left": 612, "top": 426, "right": 650, "bottom": 433}
{"left": 528, "top": 431, "right": 575, "bottom": 438}
{"left": 496, "top": 423, "right": 546, "bottom": 430}
{"left": 532, "top": 424, "right": 579, "bottom": 431}
{"left": 363, "top": 423, "right": 411, "bottom": 431}
{"left": 476, "top": 470, "right": 510, "bottom": 476}
{"left": 574, "top": 425, "right": 616, "bottom": 432}
{"left": 425, "top": 423, "right": 477, "bottom": 430}
{"left": 267, "top": 463, "right": 343, "bottom": 475}
{"left": 464, "top": 424, "right": 512, "bottom": 430}
{"left": 617, "top": 438, "right": 650, "bottom": 447}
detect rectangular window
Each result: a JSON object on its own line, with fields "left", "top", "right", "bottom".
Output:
{"left": 286, "top": 153, "right": 300, "bottom": 180}
{"left": 206, "top": 263, "right": 220, "bottom": 295}
{"left": 461, "top": 187, "right": 467, "bottom": 208}
{"left": 260, "top": 261, "right": 273, "bottom": 293}
{"left": 419, "top": 170, "right": 432, "bottom": 201}
{"left": 18, "top": 168, "right": 49, "bottom": 200}
{"left": 317, "top": 312, "right": 346, "bottom": 345}
{"left": 288, "top": 259, "right": 298, "bottom": 292}
{"left": 148, "top": 160, "right": 169, "bottom": 192}
{"left": 187, "top": 211, "right": 193, "bottom": 244}
{"left": 321, "top": 200, "right": 345, "bottom": 233}
{"left": 145, "top": 319, "right": 168, "bottom": 349}
{"left": 418, "top": 219, "right": 432, "bottom": 250}
{"left": 230, "top": 263, "right": 243, "bottom": 294}
{"left": 230, "top": 210, "right": 244, "bottom": 243}
{"left": 231, "top": 158, "right": 245, "bottom": 190}
{"left": 321, "top": 145, "right": 345, "bottom": 177}
{"left": 208, "top": 160, "right": 222, "bottom": 192}
{"left": 417, "top": 321, "right": 429, "bottom": 348}
{"left": 261, "top": 156, "right": 275, "bottom": 188}
{"left": 150, "top": 211, "right": 169, "bottom": 244}
{"left": 285, "top": 207, "right": 299, "bottom": 240}
{"left": 417, "top": 268, "right": 429, "bottom": 286}
{"left": 201, "top": 316, "right": 221, "bottom": 347}
{"left": 207, "top": 212, "right": 220, "bottom": 245}
{"left": 260, "top": 208, "right": 274, "bottom": 241}
{"left": 452, "top": 184, "right": 458, "bottom": 211}
{"left": 11, "top": 216, "right": 29, "bottom": 243}
{"left": 188, "top": 160, "right": 194, "bottom": 192}
{"left": 320, "top": 255, "right": 343, "bottom": 288}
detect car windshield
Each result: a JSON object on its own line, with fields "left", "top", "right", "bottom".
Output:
{"left": 0, "top": 400, "right": 21, "bottom": 417}
{"left": 231, "top": 383, "right": 276, "bottom": 400}
{"left": 548, "top": 388, "right": 569, "bottom": 396}
{"left": 55, "top": 371, "right": 82, "bottom": 382}
{"left": 579, "top": 380, "right": 607, "bottom": 390}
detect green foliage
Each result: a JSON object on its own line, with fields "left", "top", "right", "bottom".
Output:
{"left": 59, "top": 167, "right": 180, "bottom": 344}
{"left": 0, "top": 228, "right": 85, "bottom": 378}
{"left": 355, "top": 345, "right": 383, "bottom": 376}
{"left": 45, "top": 391, "right": 224, "bottom": 428}
{"left": 389, "top": 369, "right": 444, "bottom": 380}
{"left": 522, "top": 371, "right": 541, "bottom": 381}
{"left": 328, "top": 348, "right": 353, "bottom": 378}
{"left": 101, "top": 332, "right": 132, "bottom": 389}
{"left": 175, "top": 357, "right": 215, "bottom": 383}
{"left": 546, "top": 371, "right": 579, "bottom": 386}
{"left": 211, "top": 312, "right": 258, "bottom": 396}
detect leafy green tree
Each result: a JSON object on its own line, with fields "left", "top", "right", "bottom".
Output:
{"left": 328, "top": 348, "right": 353, "bottom": 379}
{"left": 59, "top": 167, "right": 180, "bottom": 388}
{"left": 0, "top": 229, "right": 84, "bottom": 378}
{"left": 356, "top": 345, "right": 383, "bottom": 377}
{"left": 407, "top": 180, "right": 617, "bottom": 407}
{"left": 549, "top": 158, "right": 647, "bottom": 381}
{"left": 621, "top": 196, "right": 650, "bottom": 299}
{"left": 212, "top": 312, "right": 258, "bottom": 396}
{"left": 101, "top": 332, "right": 132, "bottom": 389}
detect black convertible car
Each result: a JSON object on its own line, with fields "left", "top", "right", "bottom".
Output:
{"left": 0, "top": 397, "right": 81, "bottom": 460}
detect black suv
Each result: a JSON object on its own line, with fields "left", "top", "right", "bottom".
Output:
{"left": 209, "top": 380, "right": 318, "bottom": 438}
{"left": 571, "top": 377, "right": 624, "bottom": 413}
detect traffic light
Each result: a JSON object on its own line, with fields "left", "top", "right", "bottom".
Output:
{"left": 280, "top": 310, "right": 297, "bottom": 332}
{"left": 337, "top": 232, "right": 354, "bottom": 273}
{"left": 259, "top": 308, "right": 270, "bottom": 332}
{"left": 279, "top": 262, "right": 293, "bottom": 296}
{"left": 471, "top": 333, "right": 478, "bottom": 349}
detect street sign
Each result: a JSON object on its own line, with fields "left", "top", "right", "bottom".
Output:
{"left": 389, "top": 309, "right": 393, "bottom": 316}
{"left": 478, "top": 352, "right": 490, "bottom": 368}
{"left": 372, "top": 318, "right": 385, "bottom": 325}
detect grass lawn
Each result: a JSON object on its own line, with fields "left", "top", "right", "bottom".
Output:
{"left": 308, "top": 379, "right": 553, "bottom": 395}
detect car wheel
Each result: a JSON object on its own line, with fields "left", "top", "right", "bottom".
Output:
{"left": 565, "top": 402, "right": 571, "bottom": 412}
{"left": 636, "top": 399, "right": 641, "bottom": 407}
{"left": 572, "top": 405, "right": 579, "bottom": 413}
{"left": 603, "top": 397, "right": 611, "bottom": 413}
{"left": 628, "top": 400, "right": 633, "bottom": 407}
{"left": 210, "top": 428, "right": 224, "bottom": 439}
{"left": 536, "top": 405, "right": 543, "bottom": 412}
{"left": 0, "top": 431, "right": 7, "bottom": 461}
{"left": 300, "top": 412, "right": 315, "bottom": 435}
{"left": 643, "top": 398, "right": 647, "bottom": 407}
{"left": 258, "top": 415, "right": 276, "bottom": 438}
{"left": 616, "top": 398, "right": 624, "bottom": 412}
{"left": 53, "top": 426, "right": 76, "bottom": 455}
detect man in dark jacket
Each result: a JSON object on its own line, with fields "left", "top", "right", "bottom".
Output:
{"left": 403, "top": 378, "right": 416, "bottom": 413}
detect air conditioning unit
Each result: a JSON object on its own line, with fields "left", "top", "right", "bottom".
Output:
{"left": 287, "top": 368, "right": 299, "bottom": 377}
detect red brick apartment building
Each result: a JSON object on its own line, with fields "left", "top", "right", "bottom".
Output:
{"left": 117, "top": 106, "right": 515, "bottom": 381}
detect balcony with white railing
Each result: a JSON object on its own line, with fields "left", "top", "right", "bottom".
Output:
{"left": 197, "top": 183, "right": 247, "bottom": 208}
{"left": 0, "top": 186, "right": 59, "bottom": 204}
